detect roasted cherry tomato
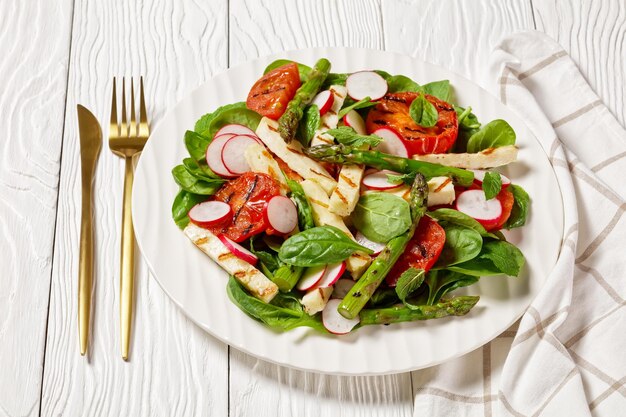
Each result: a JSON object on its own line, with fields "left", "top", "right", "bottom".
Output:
{"left": 488, "top": 188, "right": 514, "bottom": 231}
{"left": 366, "top": 92, "right": 458, "bottom": 155}
{"left": 386, "top": 216, "right": 446, "bottom": 286}
{"left": 210, "top": 172, "right": 281, "bottom": 242}
{"left": 246, "top": 62, "right": 301, "bottom": 120}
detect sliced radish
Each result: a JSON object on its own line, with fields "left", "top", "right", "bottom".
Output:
{"left": 218, "top": 235, "right": 258, "bottom": 266}
{"left": 313, "top": 261, "right": 346, "bottom": 289}
{"left": 206, "top": 135, "right": 237, "bottom": 178}
{"left": 470, "top": 170, "right": 511, "bottom": 188}
{"left": 311, "top": 90, "right": 334, "bottom": 116}
{"left": 372, "top": 127, "right": 409, "bottom": 158}
{"left": 264, "top": 195, "right": 298, "bottom": 234}
{"left": 355, "top": 232, "right": 386, "bottom": 255}
{"left": 215, "top": 124, "right": 257, "bottom": 138}
{"left": 221, "top": 135, "right": 259, "bottom": 175}
{"left": 362, "top": 169, "right": 403, "bottom": 190}
{"left": 332, "top": 279, "right": 355, "bottom": 299}
{"left": 346, "top": 71, "right": 388, "bottom": 101}
{"left": 323, "top": 298, "right": 360, "bottom": 334}
{"left": 455, "top": 189, "right": 503, "bottom": 229}
{"left": 296, "top": 265, "right": 327, "bottom": 291}
{"left": 343, "top": 110, "right": 367, "bottom": 135}
{"left": 188, "top": 201, "right": 232, "bottom": 227}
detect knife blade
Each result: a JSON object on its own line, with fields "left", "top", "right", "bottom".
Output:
{"left": 77, "top": 104, "right": 102, "bottom": 356}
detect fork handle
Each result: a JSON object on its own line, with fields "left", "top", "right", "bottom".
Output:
{"left": 119, "top": 156, "right": 136, "bottom": 361}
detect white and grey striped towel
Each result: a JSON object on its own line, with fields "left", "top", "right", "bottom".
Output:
{"left": 410, "top": 31, "right": 626, "bottom": 416}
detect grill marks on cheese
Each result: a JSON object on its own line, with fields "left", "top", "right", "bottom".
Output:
{"left": 310, "top": 85, "right": 347, "bottom": 147}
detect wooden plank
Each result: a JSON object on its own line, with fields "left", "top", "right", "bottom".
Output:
{"left": 40, "top": 1, "right": 230, "bottom": 415}
{"left": 228, "top": 1, "right": 413, "bottom": 416}
{"left": 0, "top": 0, "right": 73, "bottom": 416}
{"left": 382, "top": 0, "right": 535, "bottom": 89}
{"left": 532, "top": 0, "right": 626, "bottom": 126}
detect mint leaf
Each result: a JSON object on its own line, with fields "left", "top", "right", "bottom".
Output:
{"left": 395, "top": 268, "right": 426, "bottom": 308}
{"left": 338, "top": 97, "right": 377, "bottom": 118}
{"left": 409, "top": 94, "right": 438, "bottom": 127}
{"left": 326, "top": 126, "right": 382, "bottom": 148}
{"left": 482, "top": 171, "right": 502, "bottom": 200}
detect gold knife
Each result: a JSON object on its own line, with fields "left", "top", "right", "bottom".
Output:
{"left": 77, "top": 105, "right": 102, "bottom": 356}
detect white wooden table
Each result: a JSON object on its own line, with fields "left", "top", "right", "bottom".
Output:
{"left": 1, "top": 1, "right": 624, "bottom": 415}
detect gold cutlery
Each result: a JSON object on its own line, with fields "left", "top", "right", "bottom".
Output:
{"left": 109, "top": 77, "right": 150, "bottom": 360}
{"left": 77, "top": 105, "right": 102, "bottom": 356}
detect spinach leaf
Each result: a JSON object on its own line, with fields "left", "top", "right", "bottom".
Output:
{"left": 286, "top": 178, "right": 315, "bottom": 230}
{"left": 278, "top": 226, "right": 372, "bottom": 267}
{"left": 373, "top": 70, "right": 393, "bottom": 80}
{"left": 424, "top": 270, "right": 479, "bottom": 305}
{"left": 249, "top": 238, "right": 282, "bottom": 274}
{"left": 436, "top": 224, "right": 483, "bottom": 266}
{"left": 264, "top": 59, "right": 312, "bottom": 82}
{"left": 466, "top": 119, "right": 516, "bottom": 153}
{"left": 386, "top": 171, "right": 416, "bottom": 186}
{"left": 395, "top": 267, "right": 426, "bottom": 308}
{"left": 352, "top": 193, "right": 412, "bottom": 243}
{"left": 171, "top": 165, "right": 225, "bottom": 195}
{"left": 504, "top": 184, "right": 530, "bottom": 229}
{"left": 338, "top": 97, "right": 377, "bottom": 118}
{"left": 194, "top": 102, "right": 262, "bottom": 139}
{"left": 482, "top": 172, "right": 502, "bottom": 200}
{"left": 184, "top": 130, "right": 211, "bottom": 162}
{"left": 297, "top": 104, "right": 320, "bottom": 146}
{"left": 455, "top": 106, "right": 481, "bottom": 130}
{"left": 369, "top": 287, "right": 400, "bottom": 308}
{"left": 171, "top": 189, "right": 206, "bottom": 229}
{"left": 326, "top": 126, "right": 382, "bottom": 148}
{"left": 409, "top": 93, "right": 438, "bottom": 127}
{"left": 427, "top": 208, "right": 496, "bottom": 238}
{"left": 226, "top": 277, "right": 326, "bottom": 332}
{"left": 322, "top": 72, "right": 349, "bottom": 89}
{"left": 182, "top": 157, "right": 219, "bottom": 181}
{"left": 422, "top": 80, "right": 451, "bottom": 102}
{"left": 447, "top": 240, "right": 525, "bottom": 277}
{"left": 386, "top": 74, "right": 421, "bottom": 93}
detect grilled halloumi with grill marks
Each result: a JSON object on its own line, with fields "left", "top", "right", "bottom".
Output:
{"left": 255, "top": 117, "right": 337, "bottom": 195}
{"left": 300, "top": 179, "right": 371, "bottom": 279}
{"left": 184, "top": 224, "right": 278, "bottom": 303}
{"left": 412, "top": 145, "right": 518, "bottom": 169}
{"left": 310, "top": 85, "right": 347, "bottom": 147}
{"left": 362, "top": 176, "right": 456, "bottom": 207}
{"left": 244, "top": 142, "right": 290, "bottom": 195}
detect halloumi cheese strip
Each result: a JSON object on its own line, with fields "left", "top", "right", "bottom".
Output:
{"left": 301, "top": 179, "right": 372, "bottom": 279}
{"left": 310, "top": 85, "right": 348, "bottom": 146}
{"left": 412, "top": 145, "right": 518, "bottom": 169}
{"left": 301, "top": 287, "right": 334, "bottom": 315}
{"left": 328, "top": 154, "right": 366, "bottom": 217}
{"left": 363, "top": 176, "right": 455, "bottom": 207}
{"left": 256, "top": 117, "right": 337, "bottom": 195}
{"left": 244, "top": 142, "right": 290, "bottom": 195}
{"left": 184, "top": 224, "right": 278, "bottom": 303}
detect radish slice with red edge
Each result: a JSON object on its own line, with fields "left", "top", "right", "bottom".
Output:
{"left": 355, "top": 232, "right": 386, "bottom": 255}
{"left": 372, "top": 127, "right": 409, "bottom": 157}
{"left": 264, "top": 195, "right": 298, "bottom": 234}
{"left": 188, "top": 201, "right": 232, "bottom": 227}
{"left": 313, "top": 261, "right": 346, "bottom": 289}
{"left": 346, "top": 71, "right": 388, "bottom": 101}
{"left": 221, "top": 135, "right": 259, "bottom": 175}
{"left": 296, "top": 265, "right": 327, "bottom": 291}
{"left": 311, "top": 90, "right": 334, "bottom": 116}
{"left": 343, "top": 110, "right": 367, "bottom": 135}
{"left": 332, "top": 279, "right": 355, "bottom": 299}
{"left": 455, "top": 189, "right": 503, "bottom": 229}
{"left": 362, "top": 169, "right": 403, "bottom": 190}
{"left": 206, "top": 134, "right": 237, "bottom": 178}
{"left": 218, "top": 235, "right": 258, "bottom": 266}
{"left": 215, "top": 124, "right": 257, "bottom": 138}
{"left": 470, "top": 170, "right": 511, "bottom": 187}
{"left": 323, "top": 298, "right": 360, "bottom": 334}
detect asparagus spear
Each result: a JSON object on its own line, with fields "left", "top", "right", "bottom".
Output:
{"left": 359, "top": 296, "right": 480, "bottom": 325}
{"left": 305, "top": 144, "right": 474, "bottom": 187}
{"left": 278, "top": 58, "right": 331, "bottom": 142}
{"left": 337, "top": 173, "right": 428, "bottom": 319}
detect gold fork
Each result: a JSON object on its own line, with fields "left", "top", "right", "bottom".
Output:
{"left": 109, "top": 77, "right": 149, "bottom": 361}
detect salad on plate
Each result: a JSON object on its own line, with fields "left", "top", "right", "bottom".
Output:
{"left": 171, "top": 58, "right": 530, "bottom": 335}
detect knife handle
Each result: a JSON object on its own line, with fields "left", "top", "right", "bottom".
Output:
{"left": 79, "top": 169, "right": 95, "bottom": 356}
{"left": 119, "top": 156, "right": 136, "bottom": 361}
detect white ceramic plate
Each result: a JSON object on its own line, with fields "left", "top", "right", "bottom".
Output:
{"left": 133, "top": 48, "right": 563, "bottom": 375}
